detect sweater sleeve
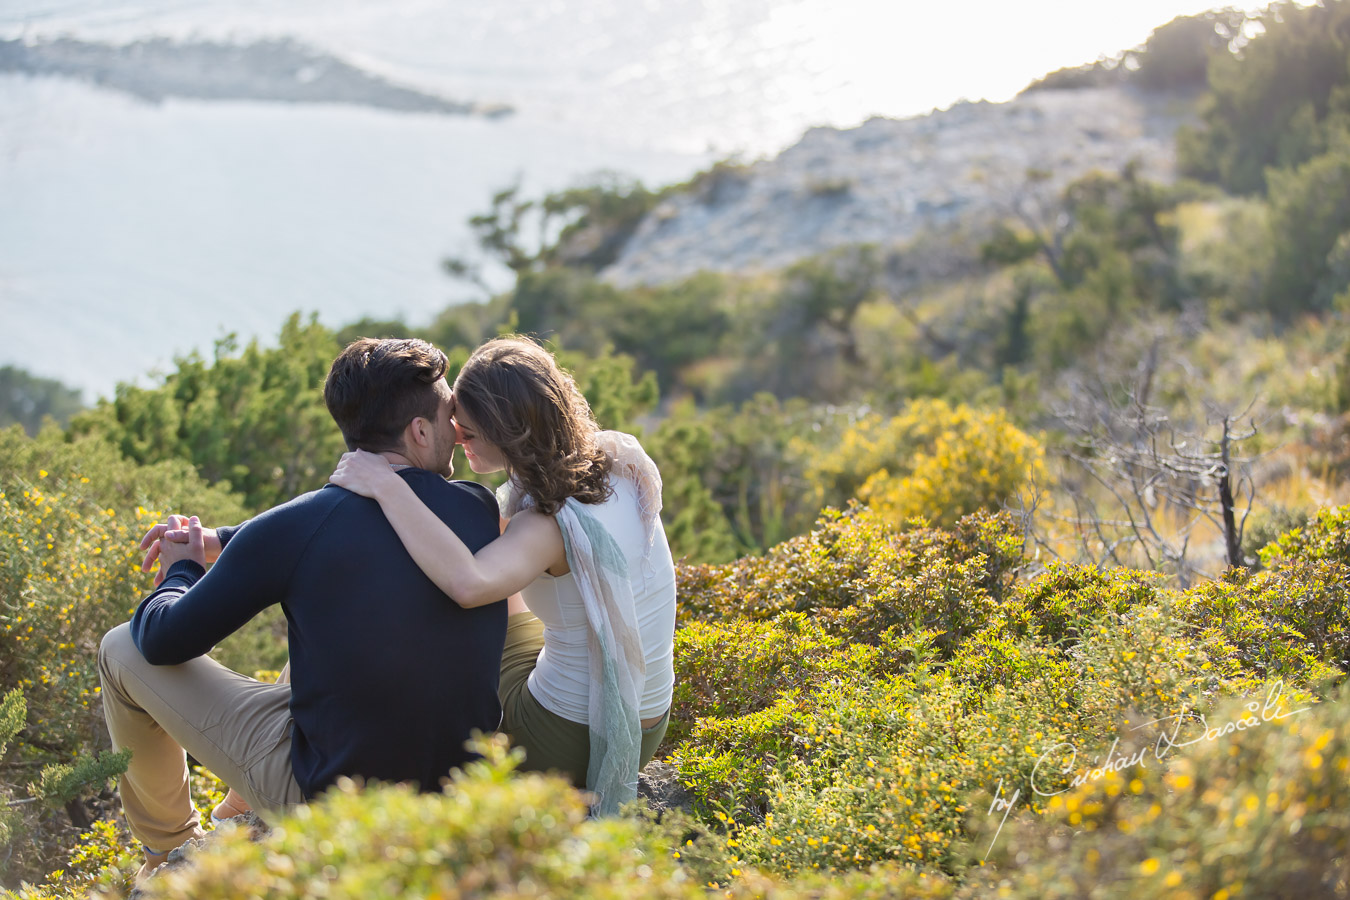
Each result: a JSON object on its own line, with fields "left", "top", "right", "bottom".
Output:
{"left": 215, "top": 519, "right": 249, "bottom": 550}
{"left": 130, "top": 505, "right": 311, "bottom": 664}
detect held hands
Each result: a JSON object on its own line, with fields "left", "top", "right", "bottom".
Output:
{"left": 330, "top": 449, "right": 400, "bottom": 499}
{"left": 140, "top": 515, "right": 221, "bottom": 585}
{"left": 138, "top": 515, "right": 209, "bottom": 584}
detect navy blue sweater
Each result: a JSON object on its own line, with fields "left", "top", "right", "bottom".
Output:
{"left": 130, "top": 470, "right": 505, "bottom": 798}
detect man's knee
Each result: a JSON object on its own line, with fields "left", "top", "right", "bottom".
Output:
{"left": 99, "top": 621, "right": 138, "bottom": 681}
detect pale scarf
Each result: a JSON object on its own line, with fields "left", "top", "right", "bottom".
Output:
{"left": 497, "top": 431, "right": 663, "bottom": 815}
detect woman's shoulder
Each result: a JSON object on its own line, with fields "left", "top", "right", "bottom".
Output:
{"left": 596, "top": 431, "right": 655, "bottom": 469}
{"left": 595, "top": 430, "right": 662, "bottom": 516}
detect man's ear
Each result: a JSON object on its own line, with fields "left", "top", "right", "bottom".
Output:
{"left": 404, "top": 416, "right": 434, "bottom": 451}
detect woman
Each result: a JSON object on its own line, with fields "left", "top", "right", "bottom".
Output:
{"left": 330, "top": 336, "right": 675, "bottom": 814}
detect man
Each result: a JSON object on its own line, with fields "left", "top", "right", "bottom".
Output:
{"left": 98, "top": 337, "right": 505, "bottom": 881}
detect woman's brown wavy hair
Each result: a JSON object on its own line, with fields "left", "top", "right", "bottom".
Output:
{"left": 452, "top": 336, "right": 612, "bottom": 516}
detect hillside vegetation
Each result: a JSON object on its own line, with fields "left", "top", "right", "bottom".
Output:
{"left": 3, "top": 2, "right": 1350, "bottom": 897}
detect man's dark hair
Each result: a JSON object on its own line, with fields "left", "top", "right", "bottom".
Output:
{"left": 324, "top": 338, "right": 448, "bottom": 452}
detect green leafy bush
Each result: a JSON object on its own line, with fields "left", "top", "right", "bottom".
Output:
{"left": 69, "top": 314, "right": 345, "bottom": 512}
{"left": 1178, "top": 0, "right": 1350, "bottom": 195}
{"left": 143, "top": 737, "right": 706, "bottom": 900}
{"left": 0, "top": 427, "right": 253, "bottom": 751}
{"left": 1260, "top": 503, "right": 1350, "bottom": 569}
{"left": 1006, "top": 563, "right": 1167, "bottom": 646}
{"left": 1263, "top": 138, "right": 1350, "bottom": 315}
{"left": 669, "top": 619, "right": 940, "bottom": 809}
{"left": 700, "top": 594, "right": 1235, "bottom": 877}
{"left": 676, "top": 507, "right": 1023, "bottom": 625}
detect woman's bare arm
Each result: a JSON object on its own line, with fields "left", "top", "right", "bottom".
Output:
{"left": 331, "top": 450, "right": 565, "bottom": 607}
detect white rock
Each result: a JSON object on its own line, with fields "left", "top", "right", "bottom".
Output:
{"left": 602, "top": 87, "right": 1189, "bottom": 287}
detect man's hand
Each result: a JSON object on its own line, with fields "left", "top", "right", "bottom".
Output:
{"left": 156, "top": 515, "right": 207, "bottom": 572}
{"left": 140, "top": 515, "right": 221, "bottom": 585}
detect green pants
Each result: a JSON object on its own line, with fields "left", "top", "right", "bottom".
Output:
{"left": 499, "top": 612, "right": 668, "bottom": 788}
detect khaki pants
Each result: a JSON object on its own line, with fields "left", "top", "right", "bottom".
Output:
{"left": 98, "top": 623, "right": 304, "bottom": 853}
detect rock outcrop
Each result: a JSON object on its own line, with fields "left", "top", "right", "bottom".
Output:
{"left": 128, "top": 811, "right": 269, "bottom": 898}
{"left": 0, "top": 36, "right": 511, "bottom": 117}
{"left": 637, "top": 760, "right": 692, "bottom": 817}
{"left": 601, "top": 86, "right": 1191, "bottom": 287}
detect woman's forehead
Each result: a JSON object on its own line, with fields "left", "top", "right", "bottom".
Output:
{"left": 451, "top": 404, "right": 479, "bottom": 430}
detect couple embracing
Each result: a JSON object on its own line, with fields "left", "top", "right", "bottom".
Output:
{"left": 98, "top": 336, "right": 676, "bottom": 882}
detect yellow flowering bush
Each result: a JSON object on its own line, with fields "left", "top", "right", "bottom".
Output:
{"left": 718, "top": 595, "right": 1224, "bottom": 878}
{"left": 0, "top": 429, "right": 249, "bottom": 753}
{"left": 974, "top": 682, "right": 1348, "bottom": 899}
{"left": 136, "top": 738, "right": 964, "bottom": 900}
{"left": 0, "top": 426, "right": 251, "bottom": 886}
{"left": 1, "top": 475, "right": 146, "bottom": 752}
{"left": 804, "top": 400, "right": 1045, "bottom": 529}
{"left": 668, "top": 505, "right": 1348, "bottom": 887}
{"left": 7, "top": 398, "right": 1350, "bottom": 900}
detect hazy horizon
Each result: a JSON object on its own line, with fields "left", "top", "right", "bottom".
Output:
{"left": 0, "top": 0, "right": 1258, "bottom": 400}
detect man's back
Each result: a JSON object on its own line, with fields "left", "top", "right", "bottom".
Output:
{"left": 130, "top": 469, "right": 504, "bottom": 797}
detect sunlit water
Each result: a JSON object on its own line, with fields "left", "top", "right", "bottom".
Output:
{"left": 0, "top": 0, "right": 1231, "bottom": 399}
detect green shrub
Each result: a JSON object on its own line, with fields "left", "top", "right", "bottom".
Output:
{"left": 649, "top": 394, "right": 834, "bottom": 560}
{"left": 1006, "top": 563, "right": 1168, "bottom": 646}
{"left": 676, "top": 507, "right": 1024, "bottom": 625}
{"left": 1264, "top": 140, "right": 1350, "bottom": 315}
{"left": 1180, "top": 510, "right": 1350, "bottom": 676}
{"left": 142, "top": 737, "right": 706, "bottom": 900}
{"left": 0, "top": 428, "right": 253, "bottom": 756}
{"left": 669, "top": 612, "right": 946, "bottom": 809}
{"left": 1240, "top": 503, "right": 1312, "bottom": 566}
{"left": 1260, "top": 503, "right": 1350, "bottom": 569}
{"left": 665, "top": 505, "right": 1346, "bottom": 883}
{"left": 671, "top": 614, "right": 857, "bottom": 744}
{"left": 69, "top": 314, "right": 345, "bottom": 512}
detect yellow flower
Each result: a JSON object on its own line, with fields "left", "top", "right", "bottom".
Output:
{"left": 1141, "top": 857, "right": 1161, "bottom": 875}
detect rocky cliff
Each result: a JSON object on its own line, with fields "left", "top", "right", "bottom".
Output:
{"left": 601, "top": 86, "right": 1191, "bottom": 287}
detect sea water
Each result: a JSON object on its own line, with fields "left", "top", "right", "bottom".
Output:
{"left": 0, "top": 76, "right": 705, "bottom": 399}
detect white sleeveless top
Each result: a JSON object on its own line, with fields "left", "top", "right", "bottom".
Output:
{"left": 520, "top": 476, "right": 677, "bottom": 722}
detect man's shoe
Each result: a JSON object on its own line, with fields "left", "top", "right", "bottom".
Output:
{"left": 210, "top": 789, "right": 253, "bottom": 827}
{"left": 134, "top": 850, "right": 169, "bottom": 887}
